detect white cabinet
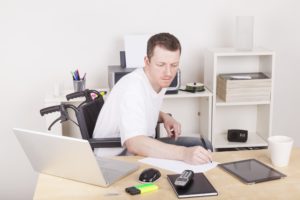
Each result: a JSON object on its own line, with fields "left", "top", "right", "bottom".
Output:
{"left": 160, "top": 89, "right": 212, "bottom": 141}
{"left": 204, "top": 48, "right": 275, "bottom": 150}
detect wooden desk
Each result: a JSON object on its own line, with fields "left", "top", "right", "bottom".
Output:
{"left": 34, "top": 148, "right": 300, "bottom": 200}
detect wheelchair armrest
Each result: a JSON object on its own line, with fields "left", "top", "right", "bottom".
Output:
{"left": 88, "top": 138, "right": 122, "bottom": 148}
{"left": 157, "top": 136, "right": 213, "bottom": 152}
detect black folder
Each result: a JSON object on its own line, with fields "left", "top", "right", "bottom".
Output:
{"left": 167, "top": 173, "right": 218, "bottom": 198}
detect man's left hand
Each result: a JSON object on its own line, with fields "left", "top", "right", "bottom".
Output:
{"left": 162, "top": 114, "right": 181, "bottom": 140}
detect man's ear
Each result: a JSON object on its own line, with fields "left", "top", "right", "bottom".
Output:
{"left": 144, "top": 56, "right": 150, "bottom": 66}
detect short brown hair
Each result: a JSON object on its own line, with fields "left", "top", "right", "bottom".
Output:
{"left": 147, "top": 33, "right": 181, "bottom": 60}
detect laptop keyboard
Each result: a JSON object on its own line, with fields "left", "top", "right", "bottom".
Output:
{"left": 95, "top": 157, "right": 137, "bottom": 184}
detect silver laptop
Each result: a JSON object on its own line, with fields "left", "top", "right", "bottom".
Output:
{"left": 13, "top": 128, "right": 139, "bottom": 187}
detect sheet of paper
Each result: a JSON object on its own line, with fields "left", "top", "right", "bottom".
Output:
{"left": 139, "top": 157, "right": 218, "bottom": 173}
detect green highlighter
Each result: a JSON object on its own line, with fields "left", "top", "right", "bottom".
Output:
{"left": 125, "top": 183, "right": 158, "bottom": 195}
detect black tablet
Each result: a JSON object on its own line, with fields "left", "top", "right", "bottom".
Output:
{"left": 219, "top": 159, "right": 286, "bottom": 184}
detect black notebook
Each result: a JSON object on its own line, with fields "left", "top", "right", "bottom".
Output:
{"left": 167, "top": 173, "right": 218, "bottom": 198}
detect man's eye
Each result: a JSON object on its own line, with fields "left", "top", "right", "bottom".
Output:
{"left": 157, "top": 63, "right": 164, "bottom": 67}
{"left": 171, "top": 64, "right": 179, "bottom": 68}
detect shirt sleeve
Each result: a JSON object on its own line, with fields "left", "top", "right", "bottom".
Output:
{"left": 119, "top": 91, "right": 148, "bottom": 146}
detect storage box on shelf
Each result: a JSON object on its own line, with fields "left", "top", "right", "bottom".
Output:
{"left": 204, "top": 48, "right": 275, "bottom": 151}
{"left": 217, "top": 72, "right": 271, "bottom": 102}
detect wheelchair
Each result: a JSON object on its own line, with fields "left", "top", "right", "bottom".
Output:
{"left": 40, "top": 89, "right": 213, "bottom": 151}
{"left": 40, "top": 89, "right": 121, "bottom": 149}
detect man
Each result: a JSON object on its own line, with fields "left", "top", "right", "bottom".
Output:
{"left": 93, "top": 33, "right": 212, "bottom": 164}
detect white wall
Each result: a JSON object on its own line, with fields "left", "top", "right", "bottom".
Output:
{"left": 1, "top": 0, "right": 299, "bottom": 199}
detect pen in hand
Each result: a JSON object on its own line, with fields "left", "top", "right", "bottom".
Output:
{"left": 201, "top": 137, "right": 212, "bottom": 163}
{"left": 201, "top": 137, "right": 208, "bottom": 150}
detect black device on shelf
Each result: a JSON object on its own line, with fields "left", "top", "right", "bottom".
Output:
{"left": 227, "top": 129, "right": 248, "bottom": 142}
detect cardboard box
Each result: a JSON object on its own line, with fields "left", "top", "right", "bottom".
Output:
{"left": 217, "top": 72, "right": 271, "bottom": 102}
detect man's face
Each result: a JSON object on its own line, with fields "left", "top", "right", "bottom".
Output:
{"left": 144, "top": 46, "right": 180, "bottom": 92}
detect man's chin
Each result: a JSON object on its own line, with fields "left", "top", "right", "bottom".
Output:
{"left": 160, "top": 80, "right": 173, "bottom": 88}
{"left": 161, "top": 83, "right": 171, "bottom": 88}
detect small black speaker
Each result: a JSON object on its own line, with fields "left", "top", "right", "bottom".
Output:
{"left": 227, "top": 129, "right": 248, "bottom": 142}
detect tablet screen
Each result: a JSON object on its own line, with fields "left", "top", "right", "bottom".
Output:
{"left": 219, "top": 159, "right": 286, "bottom": 184}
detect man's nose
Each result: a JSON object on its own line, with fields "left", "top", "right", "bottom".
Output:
{"left": 164, "top": 66, "right": 171, "bottom": 76}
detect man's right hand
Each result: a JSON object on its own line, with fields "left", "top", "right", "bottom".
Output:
{"left": 183, "top": 146, "right": 212, "bottom": 165}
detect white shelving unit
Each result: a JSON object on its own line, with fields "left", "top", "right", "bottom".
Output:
{"left": 204, "top": 48, "right": 275, "bottom": 150}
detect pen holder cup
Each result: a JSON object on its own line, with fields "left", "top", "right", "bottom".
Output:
{"left": 73, "top": 79, "right": 86, "bottom": 92}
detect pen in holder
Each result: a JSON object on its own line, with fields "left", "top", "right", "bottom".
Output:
{"left": 73, "top": 79, "right": 86, "bottom": 92}
{"left": 71, "top": 70, "right": 86, "bottom": 92}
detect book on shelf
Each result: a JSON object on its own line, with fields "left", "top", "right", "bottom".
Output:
{"left": 217, "top": 72, "right": 271, "bottom": 89}
{"left": 217, "top": 86, "right": 271, "bottom": 94}
{"left": 218, "top": 72, "right": 270, "bottom": 80}
{"left": 217, "top": 94, "right": 270, "bottom": 102}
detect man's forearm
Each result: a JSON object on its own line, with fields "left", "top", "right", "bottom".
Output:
{"left": 125, "top": 135, "right": 186, "bottom": 161}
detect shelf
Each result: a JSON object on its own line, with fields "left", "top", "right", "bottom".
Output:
{"left": 46, "top": 88, "right": 212, "bottom": 103}
{"left": 215, "top": 97, "right": 271, "bottom": 106}
{"left": 209, "top": 48, "right": 274, "bottom": 57}
{"left": 213, "top": 132, "right": 268, "bottom": 149}
{"left": 164, "top": 87, "right": 212, "bottom": 99}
